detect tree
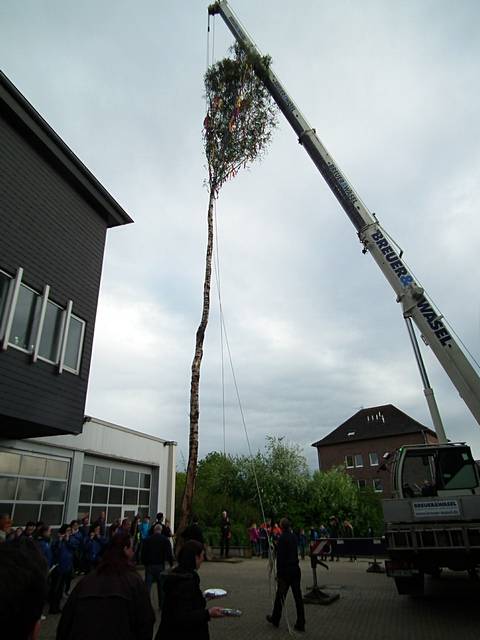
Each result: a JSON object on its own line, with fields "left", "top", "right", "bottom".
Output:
{"left": 305, "top": 467, "right": 383, "bottom": 535}
{"left": 227, "top": 436, "right": 311, "bottom": 525}
{"left": 178, "top": 44, "right": 277, "bottom": 532}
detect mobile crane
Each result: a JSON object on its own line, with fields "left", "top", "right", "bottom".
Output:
{"left": 209, "top": 1, "right": 480, "bottom": 594}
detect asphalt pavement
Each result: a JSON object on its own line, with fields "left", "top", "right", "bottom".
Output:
{"left": 40, "top": 557, "right": 480, "bottom": 639}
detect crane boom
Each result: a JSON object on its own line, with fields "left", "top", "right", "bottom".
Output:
{"left": 208, "top": 0, "right": 480, "bottom": 430}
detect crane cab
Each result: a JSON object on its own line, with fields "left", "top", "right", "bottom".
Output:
{"left": 391, "top": 443, "right": 480, "bottom": 500}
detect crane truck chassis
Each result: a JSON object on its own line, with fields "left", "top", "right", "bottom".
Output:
{"left": 382, "top": 442, "right": 480, "bottom": 594}
{"left": 208, "top": 0, "right": 480, "bottom": 593}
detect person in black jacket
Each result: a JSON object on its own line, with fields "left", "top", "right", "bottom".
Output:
{"left": 219, "top": 510, "right": 231, "bottom": 558}
{"left": 0, "top": 539, "right": 48, "bottom": 640}
{"left": 141, "top": 524, "right": 173, "bottom": 608}
{"left": 156, "top": 539, "right": 224, "bottom": 640}
{"left": 266, "top": 518, "right": 305, "bottom": 632}
{"left": 56, "top": 531, "right": 154, "bottom": 640}
{"left": 181, "top": 515, "right": 205, "bottom": 545}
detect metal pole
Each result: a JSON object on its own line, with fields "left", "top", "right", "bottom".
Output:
{"left": 404, "top": 316, "right": 448, "bottom": 443}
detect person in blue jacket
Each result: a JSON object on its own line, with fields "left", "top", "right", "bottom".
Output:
{"left": 69, "top": 520, "right": 83, "bottom": 575}
{"left": 79, "top": 515, "right": 90, "bottom": 539}
{"left": 36, "top": 524, "right": 53, "bottom": 569}
{"left": 49, "top": 524, "right": 75, "bottom": 614}
{"left": 84, "top": 524, "right": 107, "bottom": 571}
{"left": 297, "top": 528, "right": 308, "bottom": 560}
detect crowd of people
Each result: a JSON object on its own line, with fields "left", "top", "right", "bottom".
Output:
{"left": 0, "top": 509, "right": 232, "bottom": 640}
{"left": 0, "top": 506, "right": 363, "bottom": 639}
{"left": 247, "top": 515, "right": 356, "bottom": 561}
{"left": 0, "top": 510, "right": 174, "bottom": 616}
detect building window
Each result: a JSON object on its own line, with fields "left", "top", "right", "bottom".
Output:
{"left": 0, "top": 271, "right": 11, "bottom": 327}
{"left": 38, "top": 300, "right": 63, "bottom": 362}
{"left": 108, "top": 487, "right": 123, "bottom": 503}
{"left": 82, "top": 464, "right": 94, "bottom": 483}
{"left": 354, "top": 454, "right": 364, "bottom": 468}
{"left": 369, "top": 452, "right": 379, "bottom": 467}
{"left": 92, "top": 486, "right": 108, "bottom": 503}
{"left": 373, "top": 479, "right": 383, "bottom": 492}
{"left": 80, "top": 462, "right": 152, "bottom": 524}
{"left": 79, "top": 484, "right": 92, "bottom": 503}
{"left": 125, "top": 471, "right": 139, "bottom": 488}
{"left": 357, "top": 479, "right": 366, "bottom": 490}
{"left": 94, "top": 466, "right": 110, "bottom": 485}
{"left": 111, "top": 469, "right": 124, "bottom": 486}
{"left": 10, "top": 284, "right": 40, "bottom": 351}
{"left": 0, "top": 266, "right": 85, "bottom": 375}
{"left": 0, "top": 449, "right": 69, "bottom": 527}
{"left": 63, "top": 315, "right": 85, "bottom": 373}
{"left": 0, "top": 451, "right": 20, "bottom": 475}
{"left": 345, "top": 455, "right": 354, "bottom": 469}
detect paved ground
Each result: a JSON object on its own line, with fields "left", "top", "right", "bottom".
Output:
{"left": 40, "top": 557, "right": 480, "bottom": 639}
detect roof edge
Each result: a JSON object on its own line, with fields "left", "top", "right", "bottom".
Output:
{"left": 0, "top": 70, "right": 133, "bottom": 228}
{"left": 312, "top": 426, "right": 437, "bottom": 448}
{"left": 83, "top": 415, "right": 177, "bottom": 446}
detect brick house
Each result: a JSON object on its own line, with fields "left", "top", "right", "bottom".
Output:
{"left": 0, "top": 70, "right": 132, "bottom": 438}
{"left": 312, "top": 404, "right": 438, "bottom": 496}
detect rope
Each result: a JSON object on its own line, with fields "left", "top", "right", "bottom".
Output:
{"left": 211, "top": 216, "right": 302, "bottom": 634}
{"left": 213, "top": 200, "right": 226, "bottom": 455}
{"left": 206, "top": 14, "right": 210, "bottom": 115}
{"left": 206, "top": 27, "right": 298, "bottom": 635}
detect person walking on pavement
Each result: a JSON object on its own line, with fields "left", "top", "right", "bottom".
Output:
{"left": 343, "top": 518, "right": 356, "bottom": 561}
{"left": 156, "top": 540, "right": 225, "bottom": 640}
{"left": 219, "top": 510, "right": 231, "bottom": 558}
{"left": 266, "top": 517, "right": 305, "bottom": 632}
{"left": 149, "top": 512, "right": 165, "bottom": 536}
{"left": 328, "top": 516, "right": 340, "bottom": 561}
{"left": 297, "top": 528, "right": 307, "bottom": 560}
{"left": 141, "top": 523, "right": 173, "bottom": 609}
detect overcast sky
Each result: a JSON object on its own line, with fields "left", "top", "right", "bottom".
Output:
{"left": 2, "top": 1, "right": 480, "bottom": 468}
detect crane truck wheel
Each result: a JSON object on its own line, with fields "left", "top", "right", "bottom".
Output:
{"left": 393, "top": 573, "right": 424, "bottom": 596}
{"left": 428, "top": 567, "right": 442, "bottom": 579}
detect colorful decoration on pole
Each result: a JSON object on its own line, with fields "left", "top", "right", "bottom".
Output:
{"left": 203, "top": 43, "right": 278, "bottom": 195}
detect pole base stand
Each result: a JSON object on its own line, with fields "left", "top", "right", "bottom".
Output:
{"left": 303, "top": 587, "right": 340, "bottom": 605}
{"left": 367, "top": 560, "right": 385, "bottom": 573}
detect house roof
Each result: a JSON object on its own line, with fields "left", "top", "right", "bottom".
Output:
{"left": 312, "top": 404, "right": 437, "bottom": 447}
{"left": 0, "top": 70, "right": 133, "bottom": 228}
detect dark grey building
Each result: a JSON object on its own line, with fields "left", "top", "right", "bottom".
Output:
{"left": 0, "top": 70, "right": 132, "bottom": 439}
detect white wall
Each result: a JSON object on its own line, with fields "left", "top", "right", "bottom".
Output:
{"left": 31, "top": 417, "right": 177, "bottom": 528}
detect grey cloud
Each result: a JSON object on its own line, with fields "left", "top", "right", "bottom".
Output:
{"left": 2, "top": 0, "right": 480, "bottom": 467}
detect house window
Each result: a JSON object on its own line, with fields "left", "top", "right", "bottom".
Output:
{"left": 63, "top": 315, "right": 85, "bottom": 373}
{"left": 369, "top": 452, "right": 379, "bottom": 467}
{"left": 80, "top": 462, "right": 152, "bottom": 524}
{"left": 354, "top": 454, "right": 364, "bottom": 468}
{"left": 345, "top": 455, "right": 354, "bottom": 469}
{"left": 373, "top": 479, "right": 383, "bottom": 492}
{"left": 38, "top": 301, "right": 63, "bottom": 362}
{"left": 10, "top": 284, "right": 40, "bottom": 351}
{"left": 0, "top": 449, "right": 69, "bottom": 527}
{"left": 0, "top": 272, "right": 10, "bottom": 324}
{"left": 0, "top": 266, "right": 86, "bottom": 375}
{"left": 357, "top": 479, "right": 366, "bottom": 490}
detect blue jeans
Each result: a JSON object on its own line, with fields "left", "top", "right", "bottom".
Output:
{"left": 145, "top": 563, "right": 165, "bottom": 608}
